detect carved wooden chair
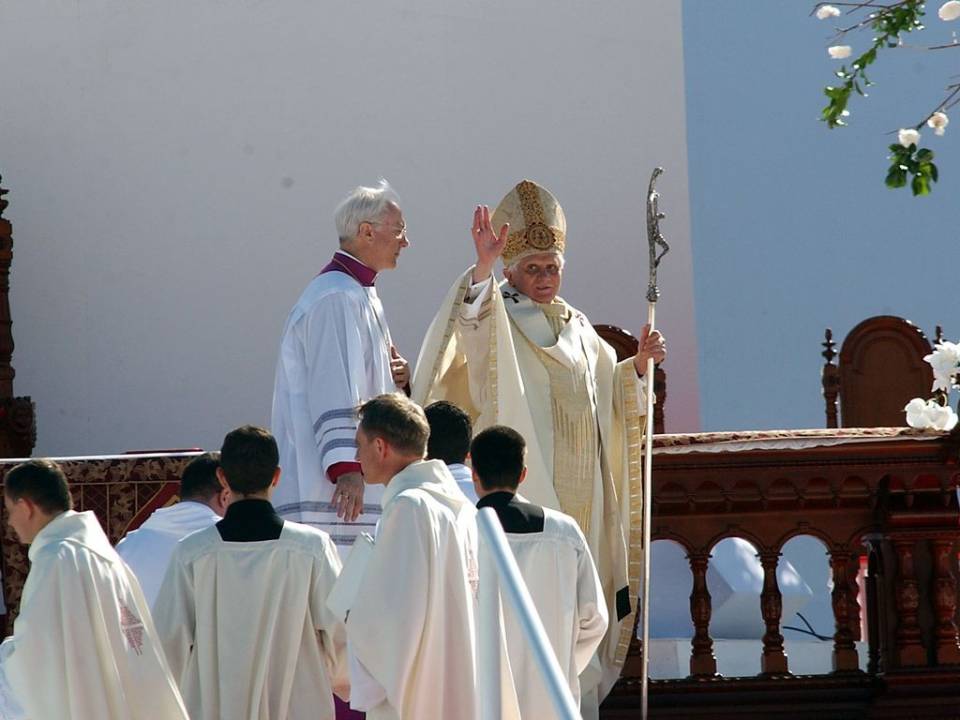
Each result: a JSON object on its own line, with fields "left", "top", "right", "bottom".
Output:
{"left": 593, "top": 323, "right": 666, "bottom": 433}
{"left": 822, "top": 315, "right": 938, "bottom": 428}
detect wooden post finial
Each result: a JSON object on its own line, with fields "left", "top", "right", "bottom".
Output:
{"left": 822, "top": 328, "right": 840, "bottom": 428}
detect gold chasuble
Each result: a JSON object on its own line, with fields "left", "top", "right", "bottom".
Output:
{"left": 530, "top": 301, "right": 598, "bottom": 536}
{"left": 413, "top": 270, "right": 645, "bottom": 700}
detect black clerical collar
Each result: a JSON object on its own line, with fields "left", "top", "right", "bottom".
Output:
{"left": 216, "top": 498, "right": 284, "bottom": 542}
{"left": 477, "top": 491, "right": 544, "bottom": 534}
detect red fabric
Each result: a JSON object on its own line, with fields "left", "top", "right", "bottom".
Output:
{"left": 320, "top": 251, "right": 377, "bottom": 287}
{"left": 327, "top": 461, "right": 361, "bottom": 483}
{"left": 334, "top": 696, "right": 365, "bottom": 719}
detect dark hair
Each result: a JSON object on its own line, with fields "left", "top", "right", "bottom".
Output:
{"left": 357, "top": 394, "right": 429, "bottom": 457}
{"left": 180, "top": 452, "right": 222, "bottom": 501}
{"left": 219, "top": 426, "right": 279, "bottom": 495}
{"left": 424, "top": 401, "right": 472, "bottom": 465}
{"left": 470, "top": 425, "right": 526, "bottom": 490}
{"left": 4, "top": 459, "right": 73, "bottom": 514}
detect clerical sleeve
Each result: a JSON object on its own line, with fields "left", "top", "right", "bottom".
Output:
{"left": 301, "top": 293, "right": 370, "bottom": 478}
{"left": 152, "top": 546, "right": 197, "bottom": 686}
{"left": 574, "top": 534, "right": 609, "bottom": 675}
{"left": 0, "top": 632, "right": 25, "bottom": 718}
{"left": 346, "top": 495, "right": 431, "bottom": 716}
{"left": 311, "top": 534, "right": 349, "bottom": 700}
{"left": 613, "top": 356, "right": 651, "bottom": 416}
{"left": 0, "top": 662, "right": 24, "bottom": 719}
{"left": 455, "top": 274, "right": 496, "bottom": 414}
{"left": 3, "top": 553, "right": 95, "bottom": 718}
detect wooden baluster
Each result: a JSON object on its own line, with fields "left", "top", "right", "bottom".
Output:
{"left": 893, "top": 539, "right": 926, "bottom": 667}
{"left": 822, "top": 329, "right": 839, "bottom": 429}
{"left": 0, "top": 177, "right": 15, "bottom": 398}
{"left": 865, "top": 548, "right": 881, "bottom": 674}
{"left": 848, "top": 554, "right": 863, "bottom": 643}
{"left": 930, "top": 538, "right": 960, "bottom": 665}
{"left": 759, "top": 550, "right": 789, "bottom": 674}
{"left": 688, "top": 551, "right": 717, "bottom": 677}
{"left": 829, "top": 548, "right": 859, "bottom": 671}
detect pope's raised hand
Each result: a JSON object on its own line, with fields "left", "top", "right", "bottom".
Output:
{"left": 471, "top": 205, "right": 509, "bottom": 284}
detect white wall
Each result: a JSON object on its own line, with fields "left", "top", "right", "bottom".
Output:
{"left": 0, "top": 0, "right": 697, "bottom": 456}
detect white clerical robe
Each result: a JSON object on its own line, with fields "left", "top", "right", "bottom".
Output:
{"left": 0, "top": 510, "right": 189, "bottom": 720}
{"left": 344, "top": 460, "right": 505, "bottom": 720}
{"left": 413, "top": 268, "right": 646, "bottom": 701}
{"left": 116, "top": 500, "right": 221, "bottom": 608}
{"left": 271, "top": 260, "right": 397, "bottom": 552}
{"left": 499, "top": 502, "right": 608, "bottom": 718}
{"left": 153, "top": 520, "right": 348, "bottom": 720}
{"left": 448, "top": 461, "right": 479, "bottom": 503}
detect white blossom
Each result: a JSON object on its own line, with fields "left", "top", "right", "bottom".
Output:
{"left": 938, "top": 1, "right": 960, "bottom": 21}
{"left": 927, "top": 403, "right": 959, "bottom": 430}
{"left": 816, "top": 5, "right": 842, "bottom": 20}
{"left": 828, "top": 45, "right": 853, "bottom": 59}
{"left": 904, "top": 398, "right": 959, "bottom": 431}
{"left": 927, "top": 111, "right": 949, "bottom": 136}
{"left": 905, "top": 398, "right": 932, "bottom": 428}
{"left": 898, "top": 128, "right": 921, "bottom": 147}
{"left": 924, "top": 341, "right": 960, "bottom": 392}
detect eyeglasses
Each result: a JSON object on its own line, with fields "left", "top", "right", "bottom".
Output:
{"left": 367, "top": 221, "right": 408, "bottom": 240}
{"left": 520, "top": 264, "right": 561, "bottom": 278}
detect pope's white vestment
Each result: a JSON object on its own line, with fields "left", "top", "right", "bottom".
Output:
{"left": 153, "top": 519, "right": 348, "bottom": 720}
{"left": 116, "top": 500, "right": 220, "bottom": 608}
{"left": 271, "top": 254, "right": 398, "bottom": 552}
{"left": 483, "top": 493, "right": 608, "bottom": 718}
{"left": 344, "top": 459, "right": 500, "bottom": 720}
{"left": 0, "top": 510, "right": 189, "bottom": 720}
{"left": 413, "top": 269, "right": 647, "bottom": 703}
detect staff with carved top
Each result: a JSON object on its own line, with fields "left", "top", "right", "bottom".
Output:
{"left": 641, "top": 167, "right": 670, "bottom": 720}
{"left": 413, "top": 179, "right": 665, "bottom": 718}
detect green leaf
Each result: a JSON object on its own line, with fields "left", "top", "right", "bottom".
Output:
{"left": 916, "top": 148, "right": 933, "bottom": 162}
{"left": 929, "top": 163, "right": 939, "bottom": 183}
{"left": 886, "top": 167, "right": 908, "bottom": 188}
{"left": 911, "top": 174, "right": 930, "bottom": 196}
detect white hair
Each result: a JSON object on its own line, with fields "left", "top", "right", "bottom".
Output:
{"left": 334, "top": 179, "right": 401, "bottom": 243}
{"left": 505, "top": 250, "right": 565, "bottom": 275}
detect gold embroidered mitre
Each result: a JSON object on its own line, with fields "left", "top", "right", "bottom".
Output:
{"left": 492, "top": 180, "right": 566, "bottom": 265}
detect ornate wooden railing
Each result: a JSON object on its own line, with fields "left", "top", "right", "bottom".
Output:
{"left": 606, "top": 427, "right": 960, "bottom": 719}
{"left": 2, "top": 432, "right": 959, "bottom": 718}
{"left": 0, "top": 453, "right": 191, "bottom": 634}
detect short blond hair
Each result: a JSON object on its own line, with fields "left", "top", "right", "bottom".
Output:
{"left": 358, "top": 393, "right": 429, "bottom": 457}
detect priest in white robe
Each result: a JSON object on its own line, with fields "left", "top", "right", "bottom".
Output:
{"left": 425, "top": 400, "right": 479, "bottom": 503}
{"left": 116, "top": 452, "right": 227, "bottom": 608}
{"left": 0, "top": 460, "right": 188, "bottom": 720}
{"left": 154, "top": 425, "right": 348, "bottom": 720}
{"left": 412, "top": 180, "right": 665, "bottom": 711}
{"left": 271, "top": 179, "right": 411, "bottom": 555}
{"left": 340, "top": 394, "right": 511, "bottom": 720}
{"left": 471, "top": 425, "right": 607, "bottom": 718}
